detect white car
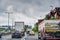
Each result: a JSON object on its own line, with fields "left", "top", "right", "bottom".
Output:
{"left": 29, "top": 31, "right": 35, "bottom": 35}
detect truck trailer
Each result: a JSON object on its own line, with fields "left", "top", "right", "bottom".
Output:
{"left": 12, "top": 22, "right": 25, "bottom": 38}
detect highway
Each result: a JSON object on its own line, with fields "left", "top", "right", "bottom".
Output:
{"left": 0, "top": 34, "right": 38, "bottom": 40}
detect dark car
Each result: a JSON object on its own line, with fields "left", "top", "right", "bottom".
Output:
{"left": 0, "top": 33, "right": 2, "bottom": 38}
{"left": 12, "top": 31, "right": 22, "bottom": 38}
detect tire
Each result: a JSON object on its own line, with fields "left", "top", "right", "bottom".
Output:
{"left": 38, "top": 37, "right": 41, "bottom": 39}
{"left": 43, "top": 37, "right": 46, "bottom": 40}
{"left": 0, "top": 36, "right": 1, "bottom": 38}
{"left": 12, "top": 36, "right": 15, "bottom": 38}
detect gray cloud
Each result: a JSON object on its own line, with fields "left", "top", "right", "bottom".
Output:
{"left": 0, "top": 0, "right": 60, "bottom": 19}
{"left": 0, "top": 0, "right": 59, "bottom": 10}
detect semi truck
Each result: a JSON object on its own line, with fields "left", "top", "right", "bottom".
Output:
{"left": 38, "top": 7, "right": 60, "bottom": 40}
{"left": 12, "top": 22, "right": 25, "bottom": 38}
{"left": 38, "top": 20, "right": 60, "bottom": 40}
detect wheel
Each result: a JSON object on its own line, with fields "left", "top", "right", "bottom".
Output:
{"left": 12, "top": 36, "right": 15, "bottom": 38}
{"left": 43, "top": 37, "right": 46, "bottom": 40}
{"left": 0, "top": 34, "right": 2, "bottom": 38}
{"left": 0, "top": 36, "right": 1, "bottom": 38}
{"left": 38, "top": 37, "right": 41, "bottom": 40}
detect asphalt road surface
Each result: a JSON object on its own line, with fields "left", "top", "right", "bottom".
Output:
{"left": 1, "top": 34, "right": 21, "bottom": 40}
{"left": 0, "top": 34, "right": 38, "bottom": 40}
{"left": 25, "top": 34, "right": 38, "bottom": 40}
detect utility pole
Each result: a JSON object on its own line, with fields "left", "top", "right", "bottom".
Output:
{"left": 8, "top": 12, "right": 10, "bottom": 30}
{"left": 5, "top": 12, "right": 13, "bottom": 30}
{"left": 12, "top": 18, "right": 14, "bottom": 29}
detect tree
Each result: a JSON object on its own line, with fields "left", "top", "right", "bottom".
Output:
{"left": 45, "top": 14, "right": 50, "bottom": 20}
{"left": 44, "top": 13, "right": 56, "bottom": 20}
{"left": 32, "top": 22, "right": 38, "bottom": 33}
{"left": 24, "top": 25, "right": 28, "bottom": 32}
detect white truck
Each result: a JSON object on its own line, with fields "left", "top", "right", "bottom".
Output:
{"left": 15, "top": 22, "right": 24, "bottom": 32}
{"left": 12, "top": 22, "right": 25, "bottom": 38}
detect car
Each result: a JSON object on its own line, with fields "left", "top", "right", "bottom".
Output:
{"left": 29, "top": 31, "right": 35, "bottom": 35}
{"left": 0, "top": 33, "right": 2, "bottom": 38}
{"left": 12, "top": 31, "right": 22, "bottom": 38}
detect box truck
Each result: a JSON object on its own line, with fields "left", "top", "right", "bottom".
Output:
{"left": 12, "top": 22, "right": 25, "bottom": 38}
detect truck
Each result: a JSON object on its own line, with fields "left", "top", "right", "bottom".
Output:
{"left": 38, "top": 20, "right": 60, "bottom": 40}
{"left": 38, "top": 7, "right": 60, "bottom": 40}
{"left": 15, "top": 22, "right": 24, "bottom": 32}
{"left": 12, "top": 22, "right": 25, "bottom": 38}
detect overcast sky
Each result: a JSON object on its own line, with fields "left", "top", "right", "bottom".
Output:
{"left": 0, "top": 0, "right": 60, "bottom": 26}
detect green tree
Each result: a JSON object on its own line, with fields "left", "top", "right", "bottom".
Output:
{"left": 44, "top": 14, "right": 56, "bottom": 20}
{"left": 24, "top": 25, "right": 28, "bottom": 32}
{"left": 32, "top": 22, "right": 38, "bottom": 33}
